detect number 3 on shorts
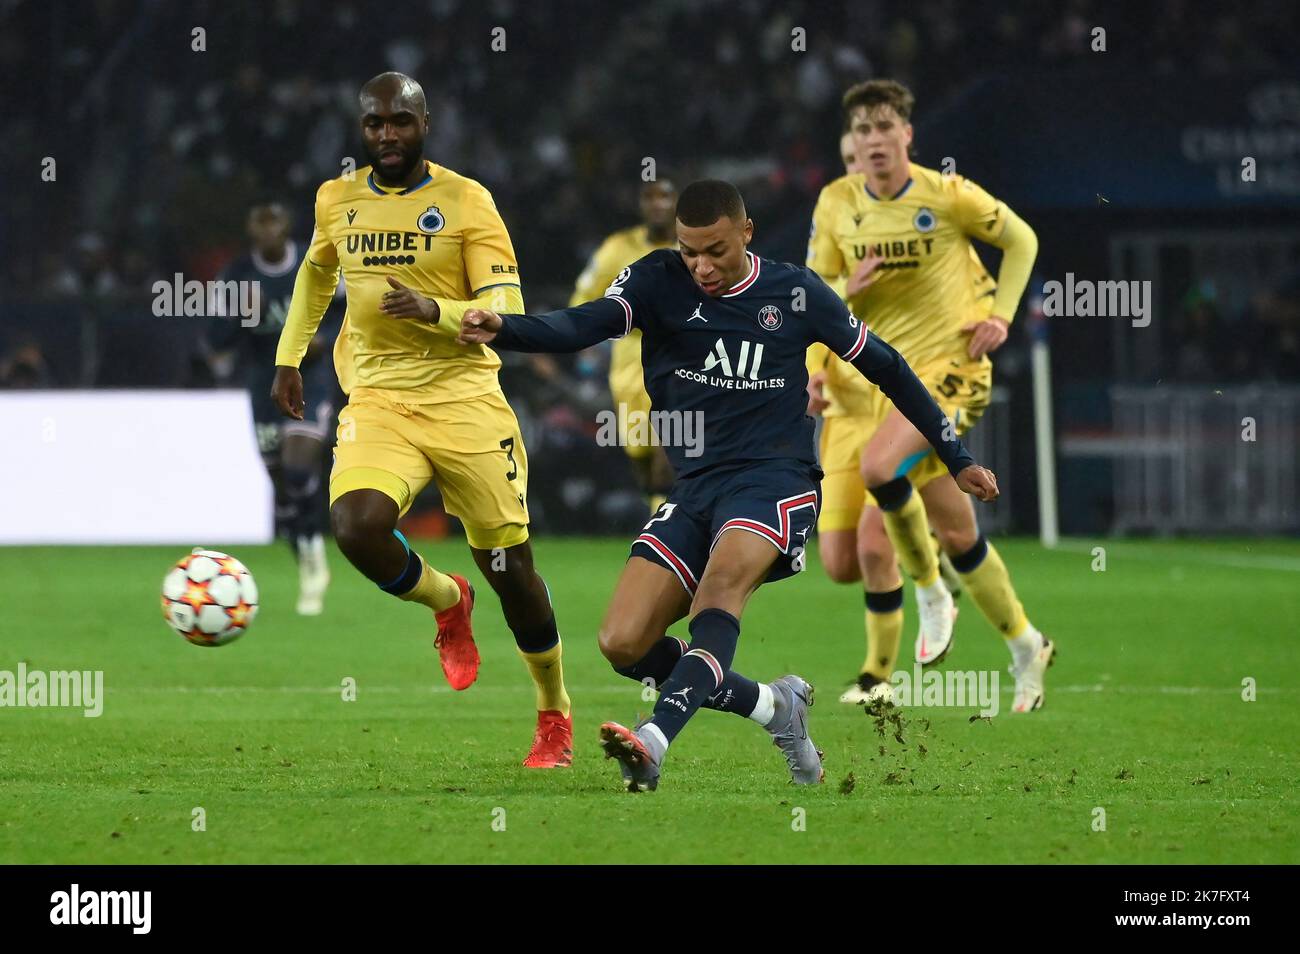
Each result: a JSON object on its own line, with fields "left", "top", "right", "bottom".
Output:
{"left": 500, "top": 437, "right": 518, "bottom": 481}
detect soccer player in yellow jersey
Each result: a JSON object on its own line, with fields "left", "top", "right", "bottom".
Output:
{"left": 569, "top": 180, "right": 677, "bottom": 510}
{"left": 806, "top": 128, "right": 966, "bottom": 685}
{"left": 271, "top": 73, "right": 573, "bottom": 766}
{"left": 808, "top": 79, "right": 1055, "bottom": 713}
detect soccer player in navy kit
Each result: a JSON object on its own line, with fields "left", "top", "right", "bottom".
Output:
{"left": 460, "top": 181, "right": 997, "bottom": 792}
{"left": 208, "top": 199, "right": 342, "bottom": 615}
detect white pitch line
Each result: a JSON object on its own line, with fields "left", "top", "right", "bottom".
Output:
{"left": 1047, "top": 684, "right": 1292, "bottom": 695}
{"left": 108, "top": 685, "right": 636, "bottom": 695}
{"left": 104, "top": 683, "right": 1294, "bottom": 696}
{"left": 1054, "top": 540, "right": 1300, "bottom": 574}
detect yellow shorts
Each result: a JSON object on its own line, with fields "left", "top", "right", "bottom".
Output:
{"left": 330, "top": 387, "right": 530, "bottom": 550}
{"left": 817, "top": 355, "right": 991, "bottom": 532}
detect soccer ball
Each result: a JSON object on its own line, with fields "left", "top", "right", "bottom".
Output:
{"left": 161, "top": 548, "right": 259, "bottom": 647}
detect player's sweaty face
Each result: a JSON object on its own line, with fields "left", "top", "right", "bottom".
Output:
{"left": 849, "top": 105, "right": 911, "bottom": 179}
{"left": 677, "top": 216, "right": 752, "bottom": 297}
{"left": 360, "top": 98, "right": 427, "bottom": 183}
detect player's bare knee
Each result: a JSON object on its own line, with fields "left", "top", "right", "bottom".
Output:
{"left": 598, "top": 622, "right": 642, "bottom": 668}
{"left": 330, "top": 497, "right": 390, "bottom": 557}
{"left": 936, "top": 522, "right": 978, "bottom": 556}
{"left": 824, "top": 550, "right": 859, "bottom": 584}
{"left": 861, "top": 460, "right": 897, "bottom": 492}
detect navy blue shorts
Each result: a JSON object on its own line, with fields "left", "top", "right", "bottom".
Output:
{"left": 630, "top": 459, "right": 821, "bottom": 597}
{"left": 249, "top": 362, "right": 342, "bottom": 458}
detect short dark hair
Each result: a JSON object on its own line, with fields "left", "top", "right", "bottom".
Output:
{"left": 248, "top": 194, "right": 290, "bottom": 216}
{"left": 676, "top": 179, "right": 746, "bottom": 227}
{"left": 842, "top": 78, "right": 915, "bottom": 124}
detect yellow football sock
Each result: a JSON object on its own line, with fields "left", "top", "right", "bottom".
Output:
{"left": 518, "top": 641, "right": 571, "bottom": 717}
{"left": 881, "top": 491, "right": 940, "bottom": 587}
{"left": 862, "top": 587, "right": 905, "bottom": 680}
{"left": 396, "top": 556, "right": 462, "bottom": 613}
{"left": 955, "top": 539, "right": 1029, "bottom": 638}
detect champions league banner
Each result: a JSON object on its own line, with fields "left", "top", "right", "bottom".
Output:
{"left": 919, "top": 71, "right": 1300, "bottom": 209}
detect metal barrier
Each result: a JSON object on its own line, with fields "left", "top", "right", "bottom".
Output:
{"left": 1110, "top": 386, "right": 1300, "bottom": 533}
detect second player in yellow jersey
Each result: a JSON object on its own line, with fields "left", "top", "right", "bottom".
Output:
{"left": 807, "top": 78, "right": 1054, "bottom": 714}
{"left": 568, "top": 180, "right": 678, "bottom": 508}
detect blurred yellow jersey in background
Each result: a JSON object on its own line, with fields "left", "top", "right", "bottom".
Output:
{"left": 570, "top": 225, "right": 675, "bottom": 454}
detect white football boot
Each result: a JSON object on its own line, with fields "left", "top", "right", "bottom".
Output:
{"left": 295, "top": 533, "right": 330, "bottom": 616}
{"left": 914, "top": 579, "right": 957, "bottom": 666}
{"left": 1010, "top": 634, "right": 1056, "bottom": 713}
{"left": 839, "top": 672, "right": 894, "bottom": 705}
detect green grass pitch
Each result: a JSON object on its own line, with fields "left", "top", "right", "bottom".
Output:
{"left": 1, "top": 537, "right": 1297, "bottom": 864}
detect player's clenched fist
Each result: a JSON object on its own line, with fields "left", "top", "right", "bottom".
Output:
{"left": 459, "top": 308, "right": 503, "bottom": 345}
{"left": 271, "top": 365, "right": 305, "bottom": 421}
{"left": 955, "top": 464, "right": 999, "bottom": 502}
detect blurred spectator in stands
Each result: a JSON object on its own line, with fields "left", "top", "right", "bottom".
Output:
{"left": 1170, "top": 285, "right": 1236, "bottom": 382}
{"left": 1250, "top": 269, "right": 1300, "bottom": 382}
{"left": 71, "top": 233, "right": 120, "bottom": 297}
{"left": 0, "top": 337, "right": 54, "bottom": 389}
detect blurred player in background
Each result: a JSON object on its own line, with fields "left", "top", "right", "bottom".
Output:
{"left": 808, "top": 79, "right": 1054, "bottom": 713}
{"left": 272, "top": 72, "right": 574, "bottom": 768}
{"left": 806, "top": 131, "right": 964, "bottom": 701}
{"left": 569, "top": 179, "right": 678, "bottom": 511}
{"left": 460, "top": 180, "right": 999, "bottom": 792}
{"left": 207, "top": 198, "right": 339, "bottom": 615}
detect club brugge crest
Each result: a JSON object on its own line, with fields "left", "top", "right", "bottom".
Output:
{"left": 913, "top": 207, "right": 937, "bottom": 233}
{"left": 417, "top": 206, "right": 445, "bottom": 234}
{"left": 757, "top": 304, "right": 783, "bottom": 331}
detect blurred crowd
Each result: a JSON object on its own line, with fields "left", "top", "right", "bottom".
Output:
{"left": 3, "top": 0, "right": 1297, "bottom": 390}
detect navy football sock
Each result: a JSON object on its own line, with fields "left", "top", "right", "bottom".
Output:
{"left": 648, "top": 608, "right": 742, "bottom": 746}
{"left": 282, "top": 458, "right": 326, "bottom": 540}
{"left": 614, "top": 635, "right": 761, "bottom": 718}
{"left": 613, "top": 635, "right": 689, "bottom": 687}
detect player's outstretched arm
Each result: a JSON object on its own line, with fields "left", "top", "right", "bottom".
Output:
{"left": 849, "top": 331, "right": 998, "bottom": 501}
{"left": 458, "top": 309, "right": 504, "bottom": 344}
{"left": 459, "top": 297, "right": 631, "bottom": 354}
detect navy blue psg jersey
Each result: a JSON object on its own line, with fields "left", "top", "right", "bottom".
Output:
{"left": 492, "top": 248, "right": 974, "bottom": 480}
{"left": 208, "top": 241, "right": 341, "bottom": 393}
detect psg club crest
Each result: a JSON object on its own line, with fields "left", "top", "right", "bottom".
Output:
{"left": 417, "top": 206, "right": 445, "bottom": 234}
{"left": 757, "top": 304, "right": 783, "bottom": 331}
{"left": 913, "top": 207, "right": 937, "bottom": 233}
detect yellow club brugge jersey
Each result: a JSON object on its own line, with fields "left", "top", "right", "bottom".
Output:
{"left": 307, "top": 160, "right": 521, "bottom": 403}
{"left": 807, "top": 162, "right": 1002, "bottom": 416}
{"left": 570, "top": 225, "right": 675, "bottom": 401}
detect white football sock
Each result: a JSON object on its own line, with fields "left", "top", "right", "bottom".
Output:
{"left": 749, "top": 682, "right": 776, "bottom": 726}
{"left": 1008, "top": 626, "right": 1044, "bottom": 671}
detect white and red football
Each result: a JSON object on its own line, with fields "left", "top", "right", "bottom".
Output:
{"left": 161, "top": 548, "right": 259, "bottom": 647}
